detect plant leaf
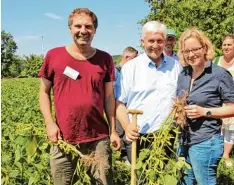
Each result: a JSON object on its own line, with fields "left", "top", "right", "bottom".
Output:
{"left": 26, "top": 136, "right": 37, "bottom": 160}
{"left": 164, "top": 175, "right": 178, "bottom": 185}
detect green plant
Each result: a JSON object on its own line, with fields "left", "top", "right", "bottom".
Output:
{"left": 1, "top": 123, "right": 52, "bottom": 185}
{"left": 1, "top": 78, "right": 234, "bottom": 185}
{"left": 135, "top": 112, "right": 188, "bottom": 185}
{"left": 1, "top": 78, "right": 130, "bottom": 185}
{"left": 217, "top": 157, "right": 234, "bottom": 185}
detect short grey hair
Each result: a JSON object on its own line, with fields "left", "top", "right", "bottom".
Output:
{"left": 141, "top": 21, "right": 167, "bottom": 39}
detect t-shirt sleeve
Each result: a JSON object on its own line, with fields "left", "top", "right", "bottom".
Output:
{"left": 38, "top": 51, "right": 54, "bottom": 81}
{"left": 219, "top": 70, "right": 234, "bottom": 103}
{"left": 104, "top": 55, "right": 115, "bottom": 82}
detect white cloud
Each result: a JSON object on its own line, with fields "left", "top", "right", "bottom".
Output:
{"left": 44, "top": 12, "right": 63, "bottom": 20}
{"left": 14, "top": 35, "right": 42, "bottom": 42}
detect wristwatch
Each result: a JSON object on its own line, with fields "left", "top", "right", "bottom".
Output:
{"left": 205, "top": 109, "right": 212, "bottom": 117}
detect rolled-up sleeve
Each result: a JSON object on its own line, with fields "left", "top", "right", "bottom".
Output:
{"left": 116, "top": 65, "right": 133, "bottom": 104}
{"left": 114, "top": 69, "right": 120, "bottom": 98}
{"left": 219, "top": 70, "right": 234, "bottom": 103}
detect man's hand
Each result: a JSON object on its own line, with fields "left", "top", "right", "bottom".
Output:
{"left": 184, "top": 105, "right": 206, "bottom": 119}
{"left": 46, "top": 122, "right": 62, "bottom": 143}
{"left": 110, "top": 131, "right": 122, "bottom": 151}
{"left": 125, "top": 124, "right": 140, "bottom": 142}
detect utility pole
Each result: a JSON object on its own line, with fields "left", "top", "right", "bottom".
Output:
{"left": 105, "top": 46, "right": 109, "bottom": 53}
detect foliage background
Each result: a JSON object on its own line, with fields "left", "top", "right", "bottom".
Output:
{"left": 143, "top": 0, "right": 234, "bottom": 55}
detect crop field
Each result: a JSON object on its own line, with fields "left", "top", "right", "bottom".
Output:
{"left": 1, "top": 78, "right": 234, "bottom": 185}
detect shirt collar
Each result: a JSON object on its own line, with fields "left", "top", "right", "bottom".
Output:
{"left": 116, "top": 63, "right": 123, "bottom": 67}
{"left": 163, "top": 50, "right": 177, "bottom": 57}
{"left": 185, "top": 60, "right": 212, "bottom": 75}
{"left": 143, "top": 52, "right": 167, "bottom": 68}
{"left": 205, "top": 60, "right": 212, "bottom": 68}
{"left": 173, "top": 51, "right": 178, "bottom": 57}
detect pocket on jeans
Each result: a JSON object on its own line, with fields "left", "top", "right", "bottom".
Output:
{"left": 103, "top": 137, "right": 110, "bottom": 144}
{"left": 211, "top": 133, "right": 223, "bottom": 141}
{"left": 98, "top": 137, "right": 111, "bottom": 151}
{"left": 177, "top": 144, "right": 184, "bottom": 157}
{"left": 50, "top": 145, "right": 59, "bottom": 156}
{"left": 210, "top": 134, "right": 224, "bottom": 147}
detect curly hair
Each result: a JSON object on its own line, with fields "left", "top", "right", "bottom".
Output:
{"left": 68, "top": 8, "right": 98, "bottom": 29}
{"left": 178, "top": 27, "right": 215, "bottom": 67}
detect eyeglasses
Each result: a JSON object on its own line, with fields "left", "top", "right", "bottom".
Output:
{"left": 182, "top": 46, "right": 203, "bottom": 55}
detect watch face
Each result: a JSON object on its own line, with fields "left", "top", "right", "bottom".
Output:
{"left": 206, "top": 111, "right": 212, "bottom": 117}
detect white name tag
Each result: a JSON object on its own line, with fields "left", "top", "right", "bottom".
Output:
{"left": 63, "top": 66, "right": 79, "bottom": 80}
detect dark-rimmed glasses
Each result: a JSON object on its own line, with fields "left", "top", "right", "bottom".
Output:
{"left": 182, "top": 46, "right": 203, "bottom": 55}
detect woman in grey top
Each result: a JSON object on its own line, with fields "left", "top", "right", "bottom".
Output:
{"left": 176, "top": 28, "right": 234, "bottom": 185}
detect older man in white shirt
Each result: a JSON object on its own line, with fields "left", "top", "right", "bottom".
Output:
{"left": 116, "top": 21, "right": 181, "bottom": 162}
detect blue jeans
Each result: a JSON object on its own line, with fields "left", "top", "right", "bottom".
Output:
{"left": 177, "top": 134, "right": 224, "bottom": 185}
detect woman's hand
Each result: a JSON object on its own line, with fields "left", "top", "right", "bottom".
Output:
{"left": 184, "top": 105, "right": 206, "bottom": 119}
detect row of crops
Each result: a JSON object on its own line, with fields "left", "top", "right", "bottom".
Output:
{"left": 1, "top": 78, "right": 234, "bottom": 185}
{"left": 1, "top": 78, "right": 130, "bottom": 185}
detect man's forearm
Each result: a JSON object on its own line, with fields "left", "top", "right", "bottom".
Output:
{"left": 116, "top": 100, "right": 130, "bottom": 131}
{"left": 39, "top": 92, "right": 54, "bottom": 125}
{"left": 104, "top": 95, "right": 116, "bottom": 133}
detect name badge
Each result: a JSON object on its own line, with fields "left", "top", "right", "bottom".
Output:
{"left": 63, "top": 66, "right": 79, "bottom": 80}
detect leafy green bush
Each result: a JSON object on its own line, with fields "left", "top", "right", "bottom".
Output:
{"left": 217, "top": 157, "right": 234, "bottom": 185}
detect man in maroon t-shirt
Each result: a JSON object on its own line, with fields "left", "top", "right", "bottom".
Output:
{"left": 39, "top": 8, "right": 121, "bottom": 185}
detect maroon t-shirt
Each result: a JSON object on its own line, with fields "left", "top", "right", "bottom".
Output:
{"left": 38, "top": 47, "right": 115, "bottom": 144}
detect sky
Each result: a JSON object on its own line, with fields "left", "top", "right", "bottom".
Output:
{"left": 1, "top": 0, "right": 150, "bottom": 56}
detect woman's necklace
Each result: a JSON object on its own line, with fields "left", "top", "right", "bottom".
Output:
{"left": 222, "top": 56, "right": 234, "bottom": 68}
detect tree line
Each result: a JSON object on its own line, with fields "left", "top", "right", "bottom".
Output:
{"left": 143, "top": 0, "right": 234, "bottom": 54}
{"left": 1, "top": 30, "right": 43, "bottom": 78}
{"left": 1, "top": 30, "right": 122, "bottom": 78}
{"left": 2, "top": 0, "right": 234, "bottom": 78}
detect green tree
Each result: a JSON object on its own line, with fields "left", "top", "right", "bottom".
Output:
{"left": 142, "top": 0, "right": 234, "bottom": 55}
{"left": 1, "top": 30, "right": 18, "bottom": 77}
{"left": 9, "top": 55, "right": 24, "bottom": 78}
{"left": 112, "top": 55, "right": 122, "bottom": 65}
{"left": 20, "top": 54, "right": 43, "bottom": 77}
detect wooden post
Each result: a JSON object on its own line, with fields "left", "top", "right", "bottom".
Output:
{"left": 127, "top": 109, "right": 143, "bottom": 185}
